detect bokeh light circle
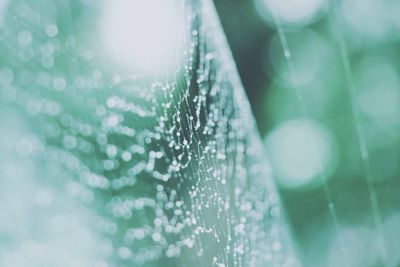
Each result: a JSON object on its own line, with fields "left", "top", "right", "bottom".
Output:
{"left": 99, "top": 0, "right": 185, "bottom": 73}
{"left": 254, "top": 0, "right": 328, "bottom": 28}
{"left": 341, "top": 0, "right": 391, "bottom": 41}
{"left": 265, "top": 119, "right": 338, "bottom": 190}
{"left": 354, "top": 56, "right": 400, "bottom": 134}
{"left": 267, "top": 29, "right": 332, "bottom": 87}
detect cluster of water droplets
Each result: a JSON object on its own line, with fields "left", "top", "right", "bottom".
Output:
{"left": 0, "top": 0, "right": 299, "bottom": 266}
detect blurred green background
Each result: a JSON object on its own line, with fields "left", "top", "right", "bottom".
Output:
{"left": 215, "top": 0, "right": 400, "bottom": 266}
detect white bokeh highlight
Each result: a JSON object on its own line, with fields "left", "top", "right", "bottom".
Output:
{"left": 255, "top": 0, "right": 328, "bottom": 27}
{"left": 99, "top": 0, "right": 184, "bottom": 73}
{"left": 265, "top": 119, "right": 337, "bottom": 190}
